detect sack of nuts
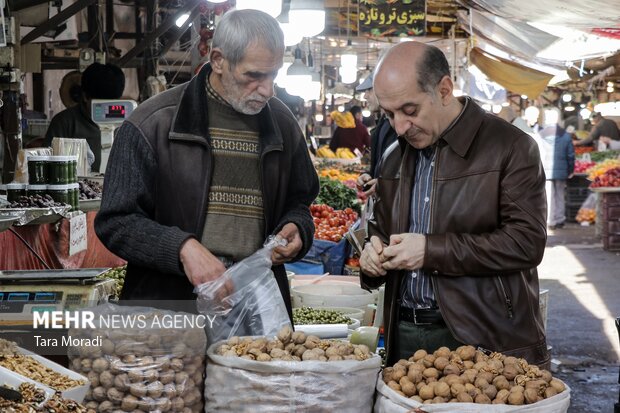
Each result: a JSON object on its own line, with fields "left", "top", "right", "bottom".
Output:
{"left": 206, "top": 326, "right": 381, "bottom": 413}
{"left": 66, "top": 303, "right": 207, "bottom": 413}
{"left": 374, "top": 346, "right": 570, "bottom": 413}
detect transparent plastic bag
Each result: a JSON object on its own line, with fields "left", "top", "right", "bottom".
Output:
{"left": 67, "top": 303, "right": 207, "bottom": 412}
{"left": 195, "top": 236, "right": 292, "bottom": 344}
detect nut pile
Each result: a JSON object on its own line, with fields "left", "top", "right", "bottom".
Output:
{"left": 215, "top": 326, "right": 371, "bottom": 362}
{"left": 6, "top": 195, "right": 67, "bottom": 208}
{"left": 68, "top": 321, "right": 206, "bottom": 412}
{"left": 97, "top": 265, "right": 126, "bottom": 299}
{"left": 0, "top": 340, "right": 86, "bottom": 391}
{"left": 0, "top": 383, "right": 94, "bottom": 413}
{"left": 382, "top": 345, "right": 566, "bottom": 405}
{"left": 293, "top": 307, "right": 353, "bottom": 325}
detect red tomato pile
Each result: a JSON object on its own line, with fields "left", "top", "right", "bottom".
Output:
{"left": 311, "top": 204, "right": 358, "bottom": 242}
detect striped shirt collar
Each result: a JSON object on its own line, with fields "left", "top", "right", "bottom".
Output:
{"left": 206, "top": 74, "right": 231, "bottom": 107}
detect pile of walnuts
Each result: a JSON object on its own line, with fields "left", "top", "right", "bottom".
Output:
{"left": 68, "top": 327, "right": 206, "bottom": 412}
{"left": 382, "top": 345, "right": 566, "bottom": 405}
{"left": 215, "top": 326, "right": 372, "bottom": 362}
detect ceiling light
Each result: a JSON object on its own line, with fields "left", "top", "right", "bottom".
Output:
{"left": 521, "top": 95, "right": 528, "bottom": 100}
{"left": 482, "top": 104, "right": 492, "bottom": 112}
{"left": 562, "top": 93, "right": 572, "bottom": 102}
{"left": 235, "top": 0, "right": 282, "bottom": 18}
{"left": 339, "top": 66, "right": 357, "bottom": 84}
{"left": 340, "top": 40, "right": 357, "bottom": 69}
{"left": 289, "top": 0, "right": 325, "bottom": 38}
{"left": 338, "top": 105, "right": 345, "bottom": 112}
{"left": 492, "top": 105, "right": 502, "bottom": 114}
{"left": 580, "top": 108, "right": 591, "bottom": 119}
{"left": 607, "top": 81, "right": 614, "bottom": 87}
{"left": 175, "top": 13, "right": 190, "bottom": 28}
{"left": 564, "top": 105, "right": 575, "bottom": 112}
{"left": 501, "top": 102, "right": 510, "bottom": 107}
{"left": 206, "top": 0, "right": 228, "bottom": 3}
{"left": 362, "top": 109, "right": 371, "bottom": 117}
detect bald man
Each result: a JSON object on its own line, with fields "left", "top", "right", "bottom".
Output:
{"left": 360, "top": 42, "right": 549, "bottom": 368}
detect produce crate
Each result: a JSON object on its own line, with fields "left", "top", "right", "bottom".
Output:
{"left": 565, "top": 175, "right": 591, "bottom": 222}
{"left": 601, "top": 193, "right": 620, "bottom": 251}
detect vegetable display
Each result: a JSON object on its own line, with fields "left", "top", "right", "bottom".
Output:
{"left": 315, "top": 177, "right": 361, "bottom": 212}
{"left": 293, "top": 307, "right": 353, "bottom": 325}
{"left": 311, "top": 204, "right": 358, "bottom": 242}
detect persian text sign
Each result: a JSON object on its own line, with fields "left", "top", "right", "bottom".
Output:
{"left": 359, "top": 0, "right": 426, "bottom": 37}
{"left": 69, "top": 212, "right": 87, "bottom": 256}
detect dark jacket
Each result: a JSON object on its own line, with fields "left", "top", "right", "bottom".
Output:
{"left": 537, "top": 125, "right": 575, "bottom": 180}
{"left": 329, "top": 120, "right": 371, "bottom": 153}
{"left": 44, "top": 103, "right": 102, "bottom": 172}
{"left": 95, "top": 64, "right": 319, "bottom": 316}
{"left": 361, "top": 98, "right": 549, "bottom": 367}
{"left": 369, "top": 115, "right": 398, "bottom": 178}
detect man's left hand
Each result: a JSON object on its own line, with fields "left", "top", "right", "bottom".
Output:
{"left": 381, "top": 233, "right": 426, "bottom": 271}
{"left": 272, "top": 223, "right": 303, "bottom": 265}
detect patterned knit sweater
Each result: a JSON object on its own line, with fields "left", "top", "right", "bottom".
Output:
{"left": 200, "top": 79, "right": 264, "bottom": 262}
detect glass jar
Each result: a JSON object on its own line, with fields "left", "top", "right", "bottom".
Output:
{"left": 27, "top": 184, "right": 47, "bottom": 197}
{"left": 69, "top": 183, "right": 80, "bottom": 210}
{"left": 48, "top": 156, "right": 72, "bottom": 185}
{"left": 47, "top": 184, "right": 71, "bottom": 205}
{"left": 68, "top": 156, "right": 78, "bottom": 183}
{"left": 27, "top": 155, "right": 50, "bottom": 185}
{"left": 6, "top": 183, "right": 27, "bottom": 203}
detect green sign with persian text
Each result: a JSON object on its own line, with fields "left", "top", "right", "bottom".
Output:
{"left": 359, "top": 0, "right": 426, "bottom": 37}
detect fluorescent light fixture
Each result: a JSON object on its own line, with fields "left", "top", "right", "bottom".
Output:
{"left": 175, "top": 13, "right": 190, "bottom": 28}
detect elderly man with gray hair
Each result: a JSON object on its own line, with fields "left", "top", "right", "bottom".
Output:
{"left": 95, "top": 10, "right": 319, "bottom": 316}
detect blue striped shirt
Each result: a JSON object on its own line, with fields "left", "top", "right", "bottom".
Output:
{"left": 400, "top": 145, "right": 437, "bottom": 309}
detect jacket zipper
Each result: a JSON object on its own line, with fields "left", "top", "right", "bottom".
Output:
{"left": 496, "top": 276, "right": 514, "bottom": 319}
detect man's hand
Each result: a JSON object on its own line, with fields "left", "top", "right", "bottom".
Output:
{"left": 600, "top": 136, "right": 611, "bottom": 146}
{"left": 356, "top": 173, "right": 377, "bottom": 196}
{"left": 272, "top": 223, "right": 302, "bottom": 265}
{"left": 381, "top": 233, "right": 426, "bottom": 271}
{"left": 360, "top": 236, "right": 387, "bottom": 277}
{"left": 179, "top": 238, "right": 232, "bottom": 301}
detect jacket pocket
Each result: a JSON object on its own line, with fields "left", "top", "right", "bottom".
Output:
{"left": 495, "top": 276, "right": 514, "bottom": 319}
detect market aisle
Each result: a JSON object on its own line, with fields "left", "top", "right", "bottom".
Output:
{"left": 538, "top": 223, "right": 620, "bottom": 412}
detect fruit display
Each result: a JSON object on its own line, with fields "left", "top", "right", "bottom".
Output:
{"left": 97, "top": 265, "right": 126, "bottom": 299}
{"left": 380, "top": 345, "right": 566, "bottom": 405}
{"left": 316, "top": 146, "right": 358, "bottom": 159}
{"left": 311, "top": 204, "right": 358, "bottom": 242}
{"left": 78, "top": 179, "right": 102, "bottom": 200}
{"left": 587, "top": 159, "right": 620, "bottom": 181}
{"left": 318, "top": 168, "right": 359, "bottom": 182}
{"left": 315, "top": 177, "right": 361, "bottom": 212}
{"left": 67, "top": 307, "right": 207, "bottom": 413}
{"left": 293, "top": 307, "right": 353, "bottom": 326}
{"left": 590, "top": 166, "right": 620, "bottom": 188}
{"left": 574, "top": 159, "right": 596, "bottom": 174}
{"left": 214, "top": 326, "right": 371, "bottom": 362}
{"left": 6, "top": 194, "right": 68, "bottom": 208}
{"left": 576, "top": 208, "right": 596, "bottom": 223}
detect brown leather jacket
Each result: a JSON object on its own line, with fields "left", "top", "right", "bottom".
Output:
{"left": 361, "top": 98, "right": 549, "bottom": 367}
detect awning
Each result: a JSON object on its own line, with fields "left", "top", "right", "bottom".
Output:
{"left": 469, "top": 47, "right": 554, "bottom": 98}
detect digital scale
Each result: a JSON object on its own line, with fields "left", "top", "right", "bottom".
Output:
{"left": 0, "top": 269, "right": 115, "bottom": 326}
{"left": 90, "top": 99, "right": 138, "bottom": 173}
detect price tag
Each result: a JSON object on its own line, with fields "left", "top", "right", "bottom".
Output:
{"left": 69, "top": 213, "right": 87, "bottom": 256}
{"left": 310, "top": 136, "right": 318, "bottom": 152}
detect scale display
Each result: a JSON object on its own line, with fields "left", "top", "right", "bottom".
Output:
{"left": 91, "top": 99, "right": 137, "bottom": 124}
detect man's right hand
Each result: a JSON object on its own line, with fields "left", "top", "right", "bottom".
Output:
{"left": 179, "top": 238, "right": 228, "bottom": 286}
{"left": 360, "top": 235, "right": 387, "bottom": 277}
{"left": 357, "top": 173, "right": 377, "bottom": 196}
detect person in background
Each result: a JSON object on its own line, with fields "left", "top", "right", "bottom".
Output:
{"left": 536, "top": 107, "right": 575, "bottom": 230}
{"left": 329, "top": 105, "right": 371, "bottom": 153}
{"left": 359, "top": 41, "right": 549, "bottom": 368}
{"left": 355, "top": 73, "right": 398, "bottom": 196}
{"left": 575, "top": 112, "right": 620, "bottom": 147}
{"left": 44, "top": 63, "right": 125, "bottom": 172}
{"left": 95, "top": 10, "right": 319, "bottom": 317}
